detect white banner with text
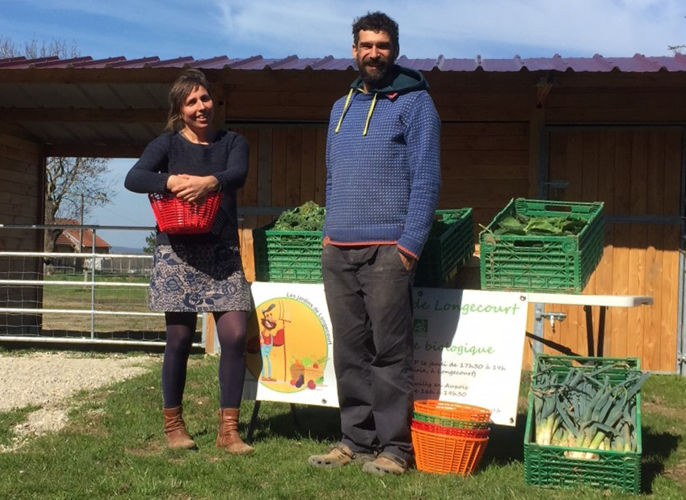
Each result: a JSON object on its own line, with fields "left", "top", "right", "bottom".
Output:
{"left": 243, "top": 282, "right": 529, "bottom": 426}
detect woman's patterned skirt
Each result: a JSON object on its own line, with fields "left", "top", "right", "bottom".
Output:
{"left": 149, "top": 243, "right": 251, "bottom": 312}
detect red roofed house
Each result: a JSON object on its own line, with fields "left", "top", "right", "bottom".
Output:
{"left": 55, "top": 218, "right": 111, "bottom": 253}
{"left": 53, "top": 218, "right": 111, "bottom": 272}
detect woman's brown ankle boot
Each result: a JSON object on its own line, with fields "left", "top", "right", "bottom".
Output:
{"left": 163, "top": 406, "right": 197, "bottom": 450}
{"left": 216, "top": 408, "right": 254, "bottom": 455}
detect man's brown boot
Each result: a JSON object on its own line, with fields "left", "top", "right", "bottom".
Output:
{"left": 163, "top": 406, "right": 196, "bottom": 450}
{"left": 216, "top": 408, "right": 254, "bottom": 455}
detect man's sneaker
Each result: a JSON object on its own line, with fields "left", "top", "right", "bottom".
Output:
{"left": 362, "top": 452, "right": 409, "bottom": 476}
{"left": 308, "top": 444, "right": 376, "bottom": 468}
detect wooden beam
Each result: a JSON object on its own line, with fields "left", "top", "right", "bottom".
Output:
{"left": 46, "top": 144, "right": 145, "bottom": 158}
{"left": 0, "top": 123, "right": 44, "bottom": 144}
{"left": 529, "top": 90, "right": 545, "bottom": 198}
{"left": 0, "top": 107, "right": 166, "bottom": 123}
{"left": 535, "top": 82, "right": 553, "bottom": 108}
{"left": 0, "top": 67, "right": 187, "bottom": 84}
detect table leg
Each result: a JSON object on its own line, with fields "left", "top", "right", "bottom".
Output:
{"left": 584, "top": 305, "right": 595, "bottom": 356}
{"left": 596, "top": 306, "right": 607, "bottom": 357}
{"left": 290, "top": 403, "right": 300, "bottom": 430}
{"left": 532, "top": 303, "right": 545, "bottom": 356}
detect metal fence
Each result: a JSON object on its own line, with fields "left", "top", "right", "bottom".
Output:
{"left": 0, "top": 224, "right": 205, "bottom": 348}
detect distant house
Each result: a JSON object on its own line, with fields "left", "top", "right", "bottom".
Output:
{"left": 54, "top": 218, "right": 111, "bottom": 254}
{"left": 52, "top": 219, "right": 111, "bottom": 272}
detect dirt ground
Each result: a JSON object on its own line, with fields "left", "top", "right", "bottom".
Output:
{"left": 0, "top": 352, "right": 156, "bottom": 452}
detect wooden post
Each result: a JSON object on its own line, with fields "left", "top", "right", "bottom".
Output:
{"left": 204, "top": 313, "right": 217, "bottom": 354}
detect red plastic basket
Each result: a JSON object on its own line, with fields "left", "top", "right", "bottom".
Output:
{"left": 148, "top": 192, "right": 222, "bottom": 235}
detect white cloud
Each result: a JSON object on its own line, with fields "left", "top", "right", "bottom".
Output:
{"left": 211, "top": 0, "right": 686, "bottom": 57}
{"left": 2, "top": 0, "right": 683, "bottom": 59}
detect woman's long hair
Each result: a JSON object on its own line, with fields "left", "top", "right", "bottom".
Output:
{"left": 165, "top": 69, "right": 213, "bottom": 132}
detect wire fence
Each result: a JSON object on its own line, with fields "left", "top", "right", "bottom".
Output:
{"left": 0, "top": 224, "right": 204, "bottom": 347}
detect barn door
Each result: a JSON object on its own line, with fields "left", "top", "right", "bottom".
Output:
{"left": 540, "top": 127, "right": 683, "bottom": 372}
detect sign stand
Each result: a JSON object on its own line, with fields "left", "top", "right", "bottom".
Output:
{"left": 246, "top": 401, "right": 300, "bottom": 443}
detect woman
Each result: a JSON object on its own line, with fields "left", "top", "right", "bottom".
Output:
{"left": 125, "top": 69, "right": 253, "bottom": 454}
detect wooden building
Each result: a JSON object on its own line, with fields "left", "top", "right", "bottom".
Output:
{"left": 0, "top": 54, "right": 684, "bottom": 372}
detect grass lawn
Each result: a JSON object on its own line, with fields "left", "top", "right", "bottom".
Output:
{"left": 0, "top": 355, "right": 685, "bottom": 500}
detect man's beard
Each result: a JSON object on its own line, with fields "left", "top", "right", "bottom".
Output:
{"left": 261, "top": 318, "right": 277, "bottom": 330}
{"left": 358, "top": 58, "right": 393, "bottom": 88}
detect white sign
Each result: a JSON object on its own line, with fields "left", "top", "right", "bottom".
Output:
{"left": 411, "top": 288, "right": 528, "bottom": 426}
{"left": 243, "top": 283, "right": 528, "bottom": 426}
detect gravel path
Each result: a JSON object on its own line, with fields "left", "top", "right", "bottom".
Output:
{"left": 0, "top": 352, "right": 157, "bottom": 451}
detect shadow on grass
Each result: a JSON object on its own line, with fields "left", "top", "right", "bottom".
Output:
{"left": 247, "top": 402, "right": 341, "bottom": 443}
{"left": 247, "top": 405, "right": 532, "bottom": 467}
{"left": 480, "top": 412, "right": 528, "bottom": 466}
{"left": 640, "top": 427, "right": 681, "bottom": 494}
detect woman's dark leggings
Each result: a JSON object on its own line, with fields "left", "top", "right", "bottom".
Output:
{"left": 162, "top": 310, "right": 248, "bottom": 409}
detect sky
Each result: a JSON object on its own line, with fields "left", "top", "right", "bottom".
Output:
{"left": 1, "top": 0, "right": 684, "bottom": 250}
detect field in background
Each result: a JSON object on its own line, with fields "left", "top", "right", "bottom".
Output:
{"left": 41, "top": 274, "right": 163, "bottom": 333}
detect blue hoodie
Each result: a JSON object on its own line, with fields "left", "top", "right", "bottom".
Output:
{"left": 323, "top": 65, "right": 442, "bottom": 259}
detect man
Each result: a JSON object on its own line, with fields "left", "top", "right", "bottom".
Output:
{"left": 308, "top": 12, "right": 441, "bottom": 475}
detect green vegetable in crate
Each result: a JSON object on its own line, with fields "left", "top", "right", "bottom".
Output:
{"left": 532, "top": 358, "right": 648, "bottom": 459}
{"left": 494, "top": 214, "right": 586, "bottom": 236}
{"left": 425, "top": 212, "right": 459, "bottom": 238}
{"left": 273, "top": 201, "right": 326, "bottom": 231}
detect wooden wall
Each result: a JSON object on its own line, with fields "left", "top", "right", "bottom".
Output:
{"left": 535, "top": 129, "right": 682, "bottom": 372}
{"left": 0, "top": 133, "right": 45, "bottom": 334}
{"left": 228, "top": 75, "right": 684, "bottom": 373}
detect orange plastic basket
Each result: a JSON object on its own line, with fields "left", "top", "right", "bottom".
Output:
{"left": 412, "top": 419, "right": 490, "bottom": 439}
{"left": 148, "top": 192, "right": 222, "bottom": 235}
{"left": 412, "top": 428, "right": 489, "bottom": 475}
{"left": 414, "top": 400, "right": 492, "bottom": 422}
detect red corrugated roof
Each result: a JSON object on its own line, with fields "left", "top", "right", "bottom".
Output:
{"left": 55, "top": 219, "right": 111, "bottom": 249}
{"left": 1, "top": 54, "right": 685, "bottom": 72}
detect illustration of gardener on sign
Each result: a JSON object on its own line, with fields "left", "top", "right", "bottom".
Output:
{"left": 246, "top": 297, "right": 329, "bottom": 394}
{"left": 258, "top": 304, "right": 278, "bottom": 382}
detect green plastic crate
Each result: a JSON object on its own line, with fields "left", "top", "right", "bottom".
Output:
{"left": 253, "top": 221, "right": 324, "bottom": 283}
{"left": 253, "top": 208, "right": 474, "bottom": 284}
{"left": 524, "top": 354, "right": 642, "bottom": 494}
{"left": 479, "top": 198, "right": 604, "bottom": 293}
{"left": 414, "top": 208, "right": 474, "bottom": 287}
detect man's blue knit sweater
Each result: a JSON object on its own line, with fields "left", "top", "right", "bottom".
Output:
{"left": 323, "top": 65, "right": 441, "bottom": 259}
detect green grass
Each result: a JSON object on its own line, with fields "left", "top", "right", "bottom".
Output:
{"left": 0, "top": 404, "right": 41, "bottom": 447}
{"left": 0, "top": 356, "right": 684, "bottom": 500}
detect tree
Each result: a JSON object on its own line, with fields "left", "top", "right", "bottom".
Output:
{"left": 1, "top": 36, "right": 113, "bottom": 254}
{"left": 44, "top": 157, "right": 114, "bottom": 254}
{"left": 143, "top": 231, "right": 156, "bottom": 254}
{"left": 668, "top": 16, "right": 686, "bottom": 54}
